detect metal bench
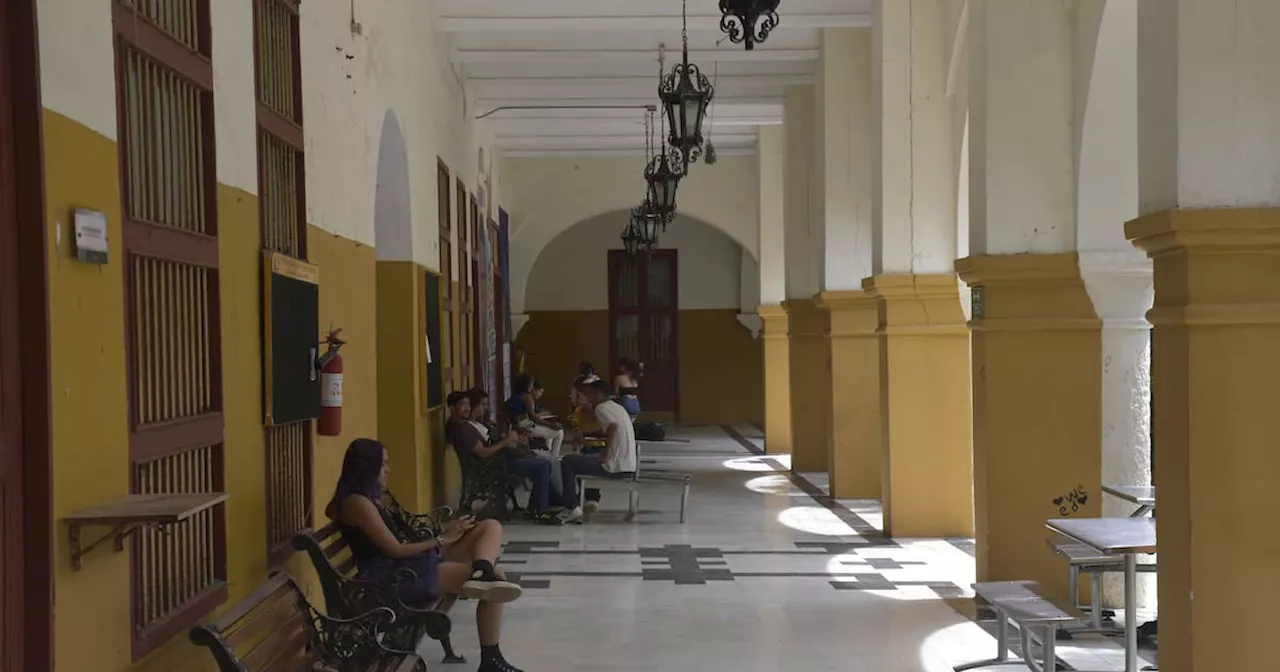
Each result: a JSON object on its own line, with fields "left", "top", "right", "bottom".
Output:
{"left": 575, "top": 443, "right": 691, "bottom": 522}
{"left": 190, "top": 572, "right": 422, "bottom": 672}
{"left": 955, "top": 581, "right": 1079, "bottom": 672}
{"left": 1045, "top": 534, "right": 1157, "bottom": 634}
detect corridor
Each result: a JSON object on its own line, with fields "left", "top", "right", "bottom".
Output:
{"left": 430, "top": 426, "right": 1083, "bottom": 671}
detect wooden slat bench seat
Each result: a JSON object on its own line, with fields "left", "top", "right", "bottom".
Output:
{"left": 954, "top": 581, "right": 1079, "bottom": 672}
{"left": 293, "top": 503, "right": 463, "bottom": 665}
{"left": 189, "top": 572, "right": 422, "bottom": 672}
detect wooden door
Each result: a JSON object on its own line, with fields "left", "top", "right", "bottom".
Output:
{"left": 607, "top": 250, "right": 679, "bottom": 416}
{"left": 0, "top": 0, "right": 24, "bottom": 665}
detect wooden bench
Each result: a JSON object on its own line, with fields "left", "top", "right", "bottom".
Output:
{"left": 954, "top": 581, "right": 1079, "bottom": 672}
{"left": 189, "top": 572, "right": 422, "bottom": 672}
{"left": 293, "top": 510, "right": 464, "bottom": 665}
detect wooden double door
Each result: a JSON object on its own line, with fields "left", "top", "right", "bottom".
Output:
{"left": 607, "top": 250, "right": 679, "bottom": 416}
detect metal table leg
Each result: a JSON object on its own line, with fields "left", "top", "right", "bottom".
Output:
{"left": 1125, "top": 554, "right": 1137, "bottom": 672}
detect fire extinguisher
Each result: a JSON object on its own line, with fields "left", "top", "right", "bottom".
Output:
{"left": 316, "top": 328, "right": 346, "bottom": 437}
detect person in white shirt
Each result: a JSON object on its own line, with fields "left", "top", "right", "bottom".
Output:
{"left": 558, "top": 379, "right": 637, "bottom": 523}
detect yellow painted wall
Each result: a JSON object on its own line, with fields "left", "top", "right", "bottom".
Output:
{"left": 308, "top": 228, "right": 380, "bottom": 524}
{"left": 43, "top": 110, "right": 388, "bottom": 670}
{"left": 44, "top": 108, "right": 134, "bottom": 670}
{"left": 516, "top": 310, "right": 763, "bottom": 425}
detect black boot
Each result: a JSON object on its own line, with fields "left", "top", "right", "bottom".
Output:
{"left": 478, "top": 645, "right": 523, "bottom": 672}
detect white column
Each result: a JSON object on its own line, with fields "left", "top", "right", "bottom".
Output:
{"left": 820, "top": 28, "right": 874, "bottom": 289}
{"left": 784, "top": 86, "right": 816, "bottom": 300}
{"left": 1075, "top": 0, "right": 1154, "bottom": 608}
{"left": 969, "top": 0, "right": 1075, "bottom": 254}
{"left": 1138, "top": 0, "right": 1280, "bottom": 213}
{"left": 758, "top": 125, "right": 786, "bottom": 306}
{"left": 872, "top": 0, "right": 956, "bottom": 275}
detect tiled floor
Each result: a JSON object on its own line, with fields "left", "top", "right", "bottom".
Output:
{"left": 434, "top": 425, "right": 1154, "bottom": 671}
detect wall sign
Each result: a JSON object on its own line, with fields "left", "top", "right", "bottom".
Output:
{"left": 970, "top": 285, "right": 985, "bottom": 319}
{"left": 73, "top": 209, "right": 109, "bottom": 264}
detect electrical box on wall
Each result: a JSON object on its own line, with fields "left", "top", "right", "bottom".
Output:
{"left": 73, "top": 209, "right": 109, "bottom": 264}
{"left": 263, "top": 251, "right": 321, "bottom": 426}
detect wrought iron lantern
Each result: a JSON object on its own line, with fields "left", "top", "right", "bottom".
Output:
{"left": 621, "top": 218, "right": 644, "bottom": 256}
{"left": 632, "top": 200, "right": 666, "bottom": 251}
{"left": 660, "top": 1, "right": 715, "bottom": 164}
{"left": 719, "top": 0, "right": 781, "bottom": 51}
{"left": 644, "top": 149, "right": 684, "bottom": 220}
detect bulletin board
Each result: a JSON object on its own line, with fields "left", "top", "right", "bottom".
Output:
{"left": 424, "top": 269, "right": 444, "bottom": 410}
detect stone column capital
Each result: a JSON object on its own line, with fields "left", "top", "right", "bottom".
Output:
{"left": 1078, "top": 249, "right": 1153, "bottom": 328}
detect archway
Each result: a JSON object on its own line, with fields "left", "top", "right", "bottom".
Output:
{"left": 374, "top": 109, "right": 412, "bottom": 261}
{"left": 517, "top": 211, "right": 762, "bottom": 426}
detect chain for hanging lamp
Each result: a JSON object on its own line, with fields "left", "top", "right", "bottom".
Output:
{"left": 719, "top": 0, "right": 781, "bottom": 51}
{"left": 659, "top": 0, "right": 715, "bottom": 165}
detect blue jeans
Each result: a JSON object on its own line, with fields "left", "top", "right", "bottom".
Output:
{"left": 560, "top": 453, "right": 633, "bottom": 509}
{"left": 619, "top": 395, "right": 641, "bottom": 417}
{"left": 506, "top": 457, "right": 552, "bottom": 511}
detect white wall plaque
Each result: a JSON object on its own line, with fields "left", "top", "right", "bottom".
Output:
{"left": 73, "top": 209, "right": 109, "bottom": 264}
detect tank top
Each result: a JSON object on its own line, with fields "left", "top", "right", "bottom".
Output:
{"left": 336, "top": 497, "right": 401, "bottom": 563}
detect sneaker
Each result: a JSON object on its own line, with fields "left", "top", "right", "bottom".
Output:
{"left": 461, "top": 569, "right": 523, "bottom": 603}
{"left": 532, "top": 510, "right": 564, "bottom": 526}
{"left": 560, "top": 506, "right": 583, "bottom": 524}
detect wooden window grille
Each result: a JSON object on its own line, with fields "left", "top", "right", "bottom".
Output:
{"left": 438, "top": 162, "right": 454, "bottom": 389}
{"left": 458, "top": 196, "right": 472, "bottom": 390}
{"left": 454, "top": 180, "right": 467, "bottom": 391}
{"left": 254, "top": 0, "right": 311, "bottom": 564}
{"left": 114, "top": 0, "right": 225, "bottom": 659}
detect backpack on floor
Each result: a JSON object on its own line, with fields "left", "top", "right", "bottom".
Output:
{"left": 634, "top": 421, "right": 666, "bottom": 442}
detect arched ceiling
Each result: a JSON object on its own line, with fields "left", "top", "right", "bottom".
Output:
{"left": 439, "top": 0, "right": 872, "bottom": 156}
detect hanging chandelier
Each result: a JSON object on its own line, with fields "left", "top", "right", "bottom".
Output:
{"left": 644, "top": 91, "right": 683, "bottom": 220}
{"left": 719, "top": 0, "right": 781, "bottom": 51}
{"left": 660, "top": 0, "right": 715, "bottom": 165}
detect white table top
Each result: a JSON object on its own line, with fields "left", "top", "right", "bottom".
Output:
{"left": 1102, "top": 484, "right": 1156, "bottom": 506}
{"left": 1046, "top": 517, "right": 1157, "bottom": 555}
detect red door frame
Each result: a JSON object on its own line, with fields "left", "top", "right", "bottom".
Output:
{"left": 0, "top": 0, "right": 52, "bottom": 669}
{"left": 606, "top": 249, "right": 680, "bottom": 417}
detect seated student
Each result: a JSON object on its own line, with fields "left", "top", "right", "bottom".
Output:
{"left": 614, "top": 358, "right": 642, "bottom": 418}
{"left": 327, "top": 438, "right": 525, "bottom": 672}
{"left": 506, "top": 375, "right": 565, "bottom": 457}
{"left": 568, "top": 361, "right": 600, "bottom": 405}
{"left": 558, "top": 380, "right": 639, "bottom": 523}
{"left": 465, "top": 388, "right": 559, "bottom": 521}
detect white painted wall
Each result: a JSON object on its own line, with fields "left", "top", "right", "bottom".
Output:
{"left": 525, "top": 211, "right": 752, "bottom": 313}
{"left": 821, "top": 28, "right": 874, "bottom": 289}
{"left": 38, "top": 0, "right": 501, "bottom": 272}
{"left": 784, "top": 86, "right": 816, "bottom": 299}
{"left": 757, "top": 126, "right": 787, "bottom": 306}
{"left": 504, "top": 154, "right": 759, "bottom": 314}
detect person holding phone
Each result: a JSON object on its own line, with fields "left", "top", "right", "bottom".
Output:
{"left": 327, "top": 438, "right": 526, "bottom": 672}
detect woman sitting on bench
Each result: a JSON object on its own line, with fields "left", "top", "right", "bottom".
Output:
{"left": 327, "top": 438, "right": 526, "bottom": 672}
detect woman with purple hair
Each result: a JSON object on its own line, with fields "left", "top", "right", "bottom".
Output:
{"left": 327, "top": 438, "right": 525, "bottom": 672}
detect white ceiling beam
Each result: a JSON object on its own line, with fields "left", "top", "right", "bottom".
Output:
{"left": 438, "top": 15, "right": 870, "bottom": 32}
{"left": 451, "top": 48, "right": 821, "bottom": 64}
{"left": 476, "top": 96, "right": 787, "bottom": 111}
{"left": 497, "top": 134, "right": 758, "bottom": 150}
{"left": 470, "top": 75, "right": 810, "bottom": 100}
{"left": 503, "top": 147, "right": 757, "bottom": 159}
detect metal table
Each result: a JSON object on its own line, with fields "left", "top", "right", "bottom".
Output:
{"left": 1102, "top": 485, "right": 1156, "bottom": 517}
{"left": 1046, "top": 517, "right": 1156, "bottom": 672}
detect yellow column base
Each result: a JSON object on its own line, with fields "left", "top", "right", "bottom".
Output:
{"left": 758, "top": 305, "right": 793, "bottom": 455}
{"left": 955, "top": 254, "right": 1102, "bottom": 596}
{"left": 815, "top": 291, "right": 882, "bottom": 499}
{"left": 1128, "top": 208, "right": 1280, "bottom": 672}
{"left": 863, "top": 275, "right": 974, "bottom": 537}
{"left": 784, "top": 297, "right": 831, "bottom": 473}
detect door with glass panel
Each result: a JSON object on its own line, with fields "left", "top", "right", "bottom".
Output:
{"left": 607, "top": 249, "right": 679, "bottom": 416}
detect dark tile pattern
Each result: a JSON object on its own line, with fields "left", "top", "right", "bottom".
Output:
{"left": 720, "top": 424, "right": 764, "bottom": 456}
{"left": 501, "top": 540, "right": 963, "bottom": 594}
